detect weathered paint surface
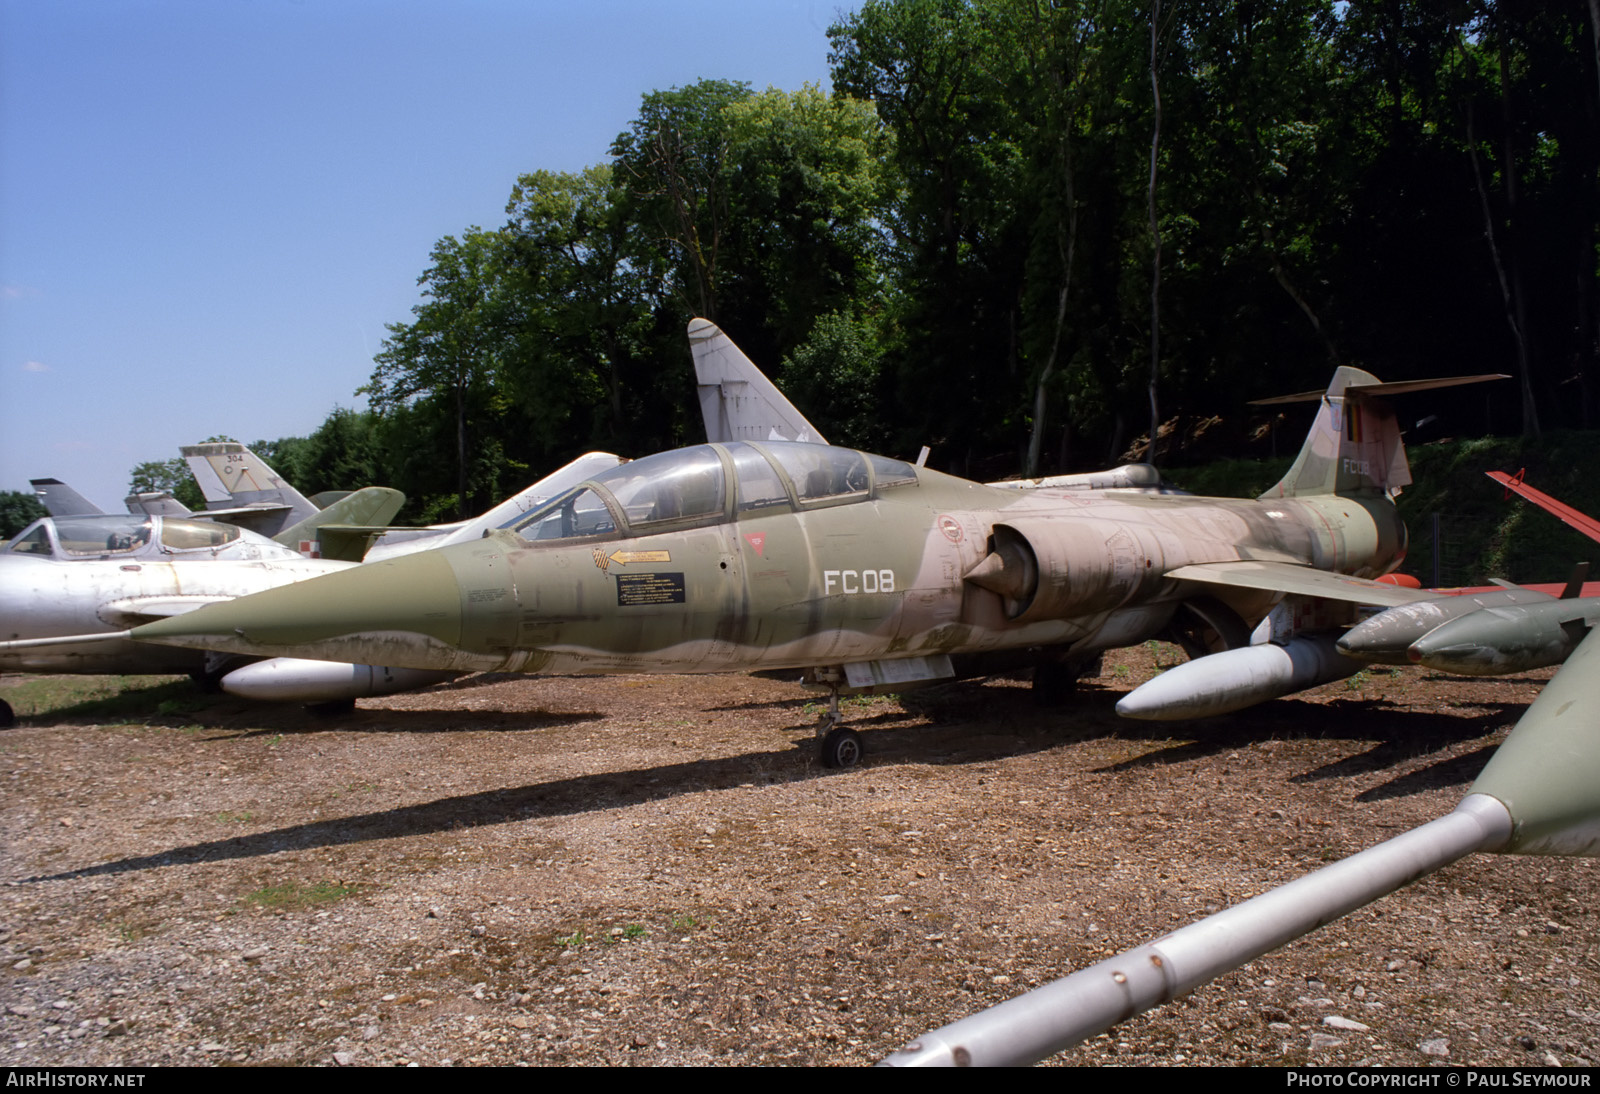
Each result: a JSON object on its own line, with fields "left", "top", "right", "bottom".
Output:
{"left": 128, "top": 439, "right": 1410, "bottom": 685}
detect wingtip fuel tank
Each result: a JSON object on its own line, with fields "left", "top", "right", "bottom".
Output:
{"left": 1406, "top": 598, "right": 1600, "bottom": 676}
{"left": 1115, "top": 635, "right": 1361, "bottom": 720}
{"left": 217, "top": 658, "right": 462, "bottom": 703}
{"left": 1336, "top": 587, "right": 1558, "bottom": 666}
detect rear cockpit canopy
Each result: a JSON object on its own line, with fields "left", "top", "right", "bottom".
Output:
{"left": 503, "top": 441, "right": 918, "bottom": 544}
{"left": 7, "top": 515, "right": 294, "bottom": 561}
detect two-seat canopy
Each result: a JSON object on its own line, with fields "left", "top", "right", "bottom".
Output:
{"left": 502, "top": 442, "right": 919, "bottom": 544}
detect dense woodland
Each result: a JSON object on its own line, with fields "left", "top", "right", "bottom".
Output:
{"left": 121, "top": 0, "right": 1600, "bottom": 524}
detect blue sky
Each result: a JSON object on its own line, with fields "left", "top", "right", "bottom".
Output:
{"left": 1, "top": 0, "right": 851, "bottom": 511}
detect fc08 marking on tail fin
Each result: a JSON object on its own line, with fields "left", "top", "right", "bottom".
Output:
{"left": 824, "top": 569, "right": 895, "bottom": 595}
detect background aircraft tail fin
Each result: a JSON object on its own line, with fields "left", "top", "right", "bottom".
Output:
{"left": 30, "top": 477, "right": 104, "bottom": 517}
{"left": 689, "top": 318, "right": 828, "bottom": 445}
{"left": 277, "top": 486, "right": 406, "bottom": 561}
{"left": 124, "top": 490, "right": 193, "bottom": 517}
{"left": 181, "top": 442, "right": 319, "bottom": 524}
{"left": 1253, "top": 369, "right": 1506, "bottom": 499}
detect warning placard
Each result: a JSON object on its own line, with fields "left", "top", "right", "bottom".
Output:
{"left": 616, "top": 572, "right": 686, "bottom": 606}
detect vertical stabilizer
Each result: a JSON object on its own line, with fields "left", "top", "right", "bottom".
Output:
{"left": 1254, "top": 367, "right": 1406, "bottom": 498}
{"left": 278, "top": 486, "right": 406, "bottom": 561}
{"left": 125, "top": 491, "right": 194, "bottom": 517}
{"left": 182, "top": 442, "right": 319, "bottom": 528}
{"left": 689, "top": 318, "right": 827, "bottom": 445}
{"left": 30, "top": 478, "right": 104, "bottom": 517}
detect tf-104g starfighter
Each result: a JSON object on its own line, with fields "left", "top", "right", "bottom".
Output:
{"left": 117, "top": 337, "right": 1495, "bottom": 766}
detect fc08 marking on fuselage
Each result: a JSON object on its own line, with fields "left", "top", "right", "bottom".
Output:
{"left": 823, "top": 569, "right": 895, "bottom": 595}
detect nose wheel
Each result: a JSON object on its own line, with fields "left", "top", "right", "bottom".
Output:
{"left": 819, "top": 726, "right": 863, "bottom": 769}
{"left": 809, "top": 673, "right": 865, "bottom": 768}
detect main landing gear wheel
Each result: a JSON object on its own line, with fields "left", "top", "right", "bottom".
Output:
{"left": 819, "top": 727, "right": 864, "bottom": 769}
{"left": 0, "top": 698, "right": 13, "bottom": 729}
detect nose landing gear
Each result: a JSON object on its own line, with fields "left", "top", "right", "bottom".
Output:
{"left": 811, "top": 671, "right": 864, "bottom": 769}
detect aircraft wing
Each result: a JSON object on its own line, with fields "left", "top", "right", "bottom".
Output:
{"left": 1165, "top": 560, "right": 1439, "bottom": 607}
{"left": 1488, "top": 470, "right": 1600, "bottom": 546}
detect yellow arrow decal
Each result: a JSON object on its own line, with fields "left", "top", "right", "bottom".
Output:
{"left": 608, "top": 550, "right": 671, "bottom": 567}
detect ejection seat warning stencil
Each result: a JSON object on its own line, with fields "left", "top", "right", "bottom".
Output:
{"left": 616, "top": 572, "right": 686, "bottom": 606}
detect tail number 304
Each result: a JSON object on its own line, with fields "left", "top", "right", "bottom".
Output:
{"left": 823, "top": 569, "right": 895, "bottom": 595}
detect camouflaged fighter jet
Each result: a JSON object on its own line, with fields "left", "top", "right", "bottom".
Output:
{"left": 109, "top": 360, "right": 1500, "bottom": 767}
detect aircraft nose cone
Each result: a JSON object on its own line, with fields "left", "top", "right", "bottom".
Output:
{"left": 131, "top": 549, "right": 468, "bottom": 665}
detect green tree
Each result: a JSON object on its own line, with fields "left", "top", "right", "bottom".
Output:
{"left": 720, "top": 84, "right": 894, "bottom": 358}
{"left": 0, "top": 490, "right": 48, "bottom": 538}
{"left": 502, "top": 165, "right": 664, "bottom": 454}
{"left": 611, "top": 79, "right": 755, "bottom": 324}
{"left": 128, "top": 457, "right": 204, "bottom": 510}
{"left": 365, "top": 230, "right": 515, "bottom": 518}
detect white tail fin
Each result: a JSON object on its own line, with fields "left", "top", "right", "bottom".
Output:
{"left": 181, "top": 442, "right": 319, "bottom": 532}
{"left": 689, "top": 318, "right": 827, "bottom": 445}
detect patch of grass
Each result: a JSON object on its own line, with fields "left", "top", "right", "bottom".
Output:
{"left": 111, "top": 921, "right": 149, "bottom": 943}
{"left": 0, "top": 675, "right": 193, "bottom": 720}
{"left": 1344, "top": 669, "right": 1372, "bottom": 691}
{"left": 554, "top": 921, "right": 650, "bottom": 949}
{"left": 1145, "top": 640, "right": 1185, "bottom": 671}
{"left": 215, "top": 810, "right": 255, "bottom": 825}
{"left": 801, "top": 693, "right": 896, "bottom": 717}
{"left": 330, "top": 782, "right": 374, "bottom": 800}
{"left": 242, "top": 881, "right": 358, "bottom": 912}
{"left": 669, "top": 913, "right": 704, "bottom": 933}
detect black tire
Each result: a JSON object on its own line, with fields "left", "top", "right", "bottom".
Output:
{"left": 0, "top": 699, "right": 13, "bottom": 729}
{"left": 819, "top": 727, "right": 864, "bottom": 769}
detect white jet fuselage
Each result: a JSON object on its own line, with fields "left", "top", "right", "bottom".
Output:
{"left": 0, "top": 553, "right": 353, "bottom": 674}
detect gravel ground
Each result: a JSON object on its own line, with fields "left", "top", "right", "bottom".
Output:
{"left": 1, "top": 650, "right": 1596, "bottom": 1067}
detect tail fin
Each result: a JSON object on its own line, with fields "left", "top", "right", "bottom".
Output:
{"left": 181, "top": 442, "right": 319, "bottom": 533}
{"left": 124, "top": 490, "right": 194, "bottom": 517}
{"left": 689, "top": 318, "right": 827, "bottom": 445}
{"left": 277, "top": 486, "right": 406, "bottom": 561}
{"left": 1254, "top": 368, "right": 1505, "bottom": 499}
{"left": 30, "top": 478, "right": 104, "bottom": 517}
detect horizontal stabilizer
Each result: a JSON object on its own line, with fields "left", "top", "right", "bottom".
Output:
{"left": 1249, "top": 374, "right": 1508, "bottom": 405}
